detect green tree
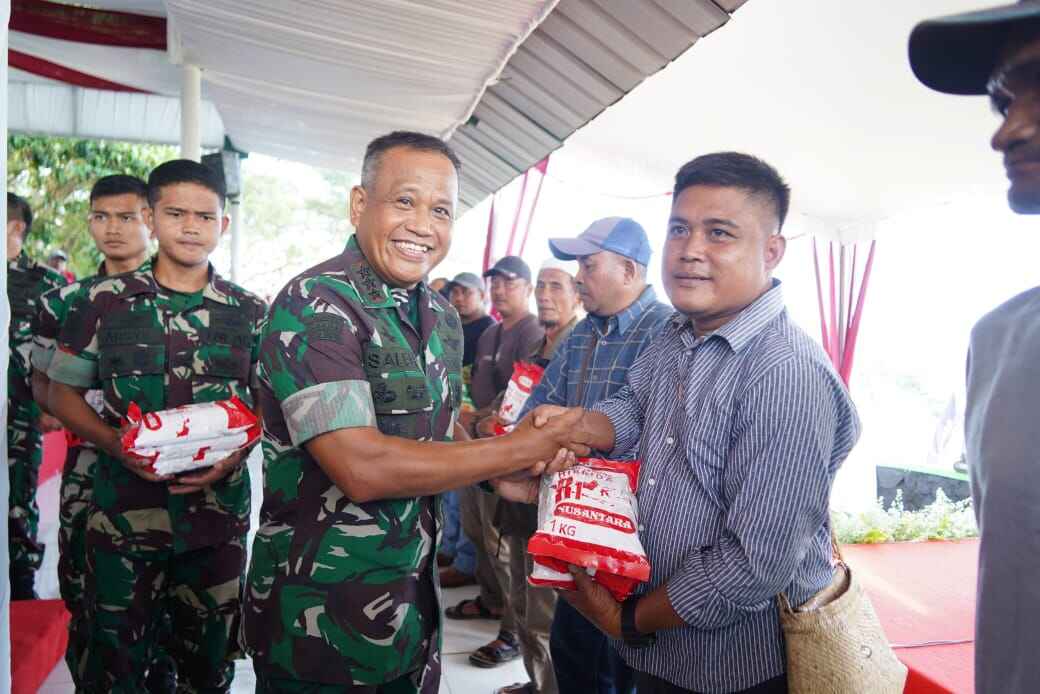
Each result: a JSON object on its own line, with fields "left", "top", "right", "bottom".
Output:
{"left": 7, "top": 135, "right": 175, "bottom": 277}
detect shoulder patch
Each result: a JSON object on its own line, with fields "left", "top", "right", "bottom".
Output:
{"left": 303, "top": 314, "right": 346, "bottom": 341}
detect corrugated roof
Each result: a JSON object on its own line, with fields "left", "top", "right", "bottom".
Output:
{"left": 451, "top": 0, "right": 747, "bottom": 209}
{"left": 7, "top": 0, "right": 748, "bottom": 210}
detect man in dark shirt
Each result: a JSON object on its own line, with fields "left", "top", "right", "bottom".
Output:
{"left": 439, "top": 270, "right": 496, "bottom": 587}
{"left": 447, "top": 256, "right": 543, "bottom": 667}
{"left": 449, "top": 271, "right": 496, "bottom": 388}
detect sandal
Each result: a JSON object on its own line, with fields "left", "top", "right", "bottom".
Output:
{"left": 494, "top": 684, "right": 534, "bottom": 694}
{"left": 445, "top": 596, "right": 499, "bottom": 620}
{"left": 468, "top": 632, "right": 520, "bottom": 668}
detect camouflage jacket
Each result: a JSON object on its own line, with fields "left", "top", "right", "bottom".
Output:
{"left": 8, "top": 253, "right": 68, "bottom": 401}
{"left": 47, "top": 258, "right": 267, "bottom": 554}
{"left": 31, "top": 262, "right": 108, "bottom": 375}
{"left": 243, "top": 235, "right": 462, "bottom": 687}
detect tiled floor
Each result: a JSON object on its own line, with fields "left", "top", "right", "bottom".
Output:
{"left": 34, "top": 451, "right": 530, "bottom": 693}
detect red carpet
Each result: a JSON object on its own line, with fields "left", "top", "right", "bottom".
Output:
{"left": 843, "top": 540, "right": 977, "bottom": 694}
{"left": 10, "top": 599, "right": 70, "bottom": 694}
{"left": 38, "top": 430, "right": 66, "bottom": 486}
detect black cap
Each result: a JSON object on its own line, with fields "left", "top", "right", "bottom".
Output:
{"left": 909, "top": 1, "right": 1040, "bottom": 95}
{"left": 483, "top": 255, "right": 532, "bottom": 282}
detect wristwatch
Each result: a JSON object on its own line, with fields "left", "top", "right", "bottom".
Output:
{"left": 621, "top": 595, "right": 657, "bottom": 648}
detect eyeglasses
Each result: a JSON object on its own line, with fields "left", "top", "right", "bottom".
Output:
{"left": 987, "top": 58, "right": 1040, "bottom": 115}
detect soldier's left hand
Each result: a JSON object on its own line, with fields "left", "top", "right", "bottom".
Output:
{"left": 36, "top": 412, "right": 64, "bottom": 433}
{"left": 168, "top": 448, "right": 248, "bottom": 495}
{"left": 559, "top": 564, "right": 623, "bottom": 639}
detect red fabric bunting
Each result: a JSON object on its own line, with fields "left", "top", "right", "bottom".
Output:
{"left": 9, "top": 49, "right": 147, "bottom": 92}
{"left": 11, "top": 0, "right": 167, "bottom": 50}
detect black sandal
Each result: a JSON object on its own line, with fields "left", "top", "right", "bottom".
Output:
{"left": 468, "top": 632, "right": 520, "bottom": 668}
{"left": 445, "top": 595, "right": 497, "bottom": 620}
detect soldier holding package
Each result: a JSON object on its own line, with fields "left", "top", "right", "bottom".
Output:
{"left": 6, "top": 191, "right": 69, "bottom": 600}
{"left": 31, "top": 175, "right": 172, "bottom": 688}
{"left": 47, "top": 160, "right": 267, "bottom": 693}
{"left": 241, "top": 130, "right": 586, "bottom": 693}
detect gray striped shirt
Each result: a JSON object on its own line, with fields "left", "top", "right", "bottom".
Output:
{"left": 593, "top": 280, "right": 860, "bottom": 693}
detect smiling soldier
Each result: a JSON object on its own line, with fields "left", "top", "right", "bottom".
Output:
{"left": 241, "top": 131, "right": 585, "bottom": 694}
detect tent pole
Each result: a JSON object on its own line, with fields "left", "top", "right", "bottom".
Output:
{"left": 180, "top": 64, "right": 201, "bottom": 161}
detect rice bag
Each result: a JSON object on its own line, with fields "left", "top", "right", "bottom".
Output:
{"left": 497, "top": 361, "right": 545, "bottom": 424}
{"left": 121, "top": 397, "right": 260, "bottom": 476}
{"left": 527, "top": 458, "right": 650, "bottom": 601}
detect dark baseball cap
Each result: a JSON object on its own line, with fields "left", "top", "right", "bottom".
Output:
{"left": 446, "top": 272, "right": 484, "bottom": 292}
{"left": 483, "top": 255, "right": 532, "bottom": 282}
{"left": 549, "top": 217, "right": 652, "bottom": 267}
{"left": 909, "top": 1, "right": 1040, "bottom": 95}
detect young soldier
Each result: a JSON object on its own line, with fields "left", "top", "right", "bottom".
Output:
{"left": 6, "top": 191, "right": 69, "bottom": 599}
{"left": 31, "top": 175, "right": 160, "bottom": 688}
{"left": 47, "top": 160, "right": 267, "bottom": 692}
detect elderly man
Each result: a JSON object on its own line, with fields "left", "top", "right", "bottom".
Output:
{"left": 499, "top": 217, "right": 672, "bottom": 694}
{"left": 911, "top": 4, "right": 1040, "bottom": 691}
{"left": 519, "top": 154, "right": 860, "bottom": 694}
{"left": 492, "top": 257, "right": 582, "bottom": 694}
{"left": 241, "top": 131, "right": 583, "bottom": 693}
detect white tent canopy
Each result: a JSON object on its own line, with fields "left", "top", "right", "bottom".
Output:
{"left": 545, "top": 0, "right": 1007, "bottom": 243}
{"left": 8, "top": 0, "right": 748, "bottom": 209}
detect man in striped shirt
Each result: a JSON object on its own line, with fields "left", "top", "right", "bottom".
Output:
{"left": 518, "top": 153, "right": 860, "bottom": 693}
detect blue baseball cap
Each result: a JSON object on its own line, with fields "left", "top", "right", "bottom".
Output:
{"left": 549, "top": 217, "right": 652, "bottom": 267}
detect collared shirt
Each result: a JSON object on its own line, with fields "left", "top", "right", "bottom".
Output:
{"left": 519, "top": 285, "right": 673, "bottom": 419}
{"left": 8, "top": 252, "right": 68, "bottom": 400}
{"left": 47, "top": 258, "right": 266, "bottom": 554}
{"left": 243, "top": 235, "right": 462, "bottom": 689}
{"left": 527, "top": 314, "right": 580, "bottom": 369}
{"left": 593, "top": 281, "right": 860, "bottom": 692}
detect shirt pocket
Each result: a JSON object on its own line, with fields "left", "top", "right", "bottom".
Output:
{"left": 683, "top": 396, "right": 733, "bottom": 513}
{"left": 193, "top": 311, "right": 255, "bottom": 402}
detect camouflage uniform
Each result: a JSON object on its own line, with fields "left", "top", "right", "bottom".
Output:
{"left": 48, "top": 258, "right": 266, "bottom": 693}
{"left": 7, "top": 252, "right": 68, "bottom": 593}
{"left": 33, "top": 263, "right": 172, "bottom": 685}
{"left": 242, "top": 235, "right": 463, "bottom": 693}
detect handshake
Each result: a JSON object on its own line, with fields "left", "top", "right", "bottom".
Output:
{"left": 492, "top": 405, "right": 603, "bottom": 504}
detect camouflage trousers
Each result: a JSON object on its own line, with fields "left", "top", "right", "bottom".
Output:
{"left": 7, "top": 397, "right": 43, "bottom": 584}
{"left": 255, "top": 670, "right": 423, "bottom": 694}
{"left": 81, "top": 533, "right": 246, "bottom": 694}
{"left": 57, "top": 445, "right": 96, "bottom": 684}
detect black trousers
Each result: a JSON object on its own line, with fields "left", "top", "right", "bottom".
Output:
{"left": 635, "top": 671, "right": 787, "bottom": 694}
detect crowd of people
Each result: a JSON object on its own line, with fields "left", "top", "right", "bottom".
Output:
{"left": 4, "top": 2, "right": 1040, "bottom": 693}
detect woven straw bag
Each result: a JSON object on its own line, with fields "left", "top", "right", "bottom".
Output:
{"left": 777, "top": 541, "right": 908, "bottom": 693}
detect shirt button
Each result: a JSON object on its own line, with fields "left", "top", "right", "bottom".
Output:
{"left": 638, "top": 524, "right": 645, "bottom": 532}
{"left": 648, "top": 478, "right": 656, "bottom": 486}
{"left": 666, "top": 437, "right": 674, "bottom": 445}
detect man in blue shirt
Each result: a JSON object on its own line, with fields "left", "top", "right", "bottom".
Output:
{"left": 518, "top": 154, "right": 860, "bottom": 693}
{"left": 497, "top": 217, "right": 672, "bottom": 694}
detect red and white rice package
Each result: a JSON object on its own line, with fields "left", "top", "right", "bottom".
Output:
{"left": 493, "top": 361, "right": 545, "bottom": 435}
{"left": 121, "top": 397, "right": 260, "bottom": 476}
{"left": 527, "top": 458, "right": 651, "bottom": 601}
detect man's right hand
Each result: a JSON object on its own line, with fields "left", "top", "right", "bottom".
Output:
{"left": 510, "top": 406, "right": 590, "bottom": 472}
